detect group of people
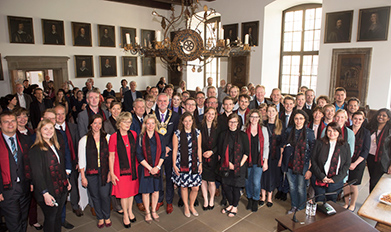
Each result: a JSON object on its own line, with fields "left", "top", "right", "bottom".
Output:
{"left": 0, "top": 76, "right": 390, "bottom": 232}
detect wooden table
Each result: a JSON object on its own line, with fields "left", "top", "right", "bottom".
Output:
{"left": 358, "top": 174, "right": 391, "bottom": 232}
{"left": 276, "top": 201, "right": 376, "bottom": 232}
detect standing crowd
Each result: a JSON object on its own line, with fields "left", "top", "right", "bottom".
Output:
{"left": 0, "top": 76, "right": 390, "bottom": 232}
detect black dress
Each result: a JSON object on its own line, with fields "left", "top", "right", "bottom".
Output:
{"left": 200, "top": 124, "right": 219, "bottom": 181}
{"left": 261, "top": 123, "right": 284, "bottom": 192}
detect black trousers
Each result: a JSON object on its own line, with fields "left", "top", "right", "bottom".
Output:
{"left": 222, "top": 184, "right": 241, "bottom": 207}
{"left": 38, "top": 192, "right": 67, "bottom": 232}
{"left": 69, "top": 169, "right": 80, "bottom": 210}
{"left": 0, "top": 182, "right": 30, "bottom": 232}
{"left": 367, "top": 155, "right": 385, "bottom": 192}
{"left": 86, "top": 174, "right": 112, "bottom": 220}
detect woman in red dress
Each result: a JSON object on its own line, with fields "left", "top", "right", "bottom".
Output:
{"left": 109, "top": 112, "right": 139, "bottom": 228}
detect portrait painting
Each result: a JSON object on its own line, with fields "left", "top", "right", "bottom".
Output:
{"left": 42, "top": 19, "right": 65, "bottom": 45}
{"left": 223, "top": 24, "right": 238, "bottom": 44}
{"left": 120, "top": 27, "right": 136, "bottom": 47}
{"left": 122, "top": 56, "right": 138, "bottom": 76}
{"left": 0, "top": 54, "right": 3, "bottom": 81}
{"left": 72, "top": 22, "right": 92, "bottom": 46}
{"left": 241, "top": 21, "right": 259, "bottom": 46}
{"left": 98, "top": 24, "right": 115, "bottom": 47}
{"left": 100, "top": 56, "right": 117, "bottom": 77}
{"left": 8, "top": 16, "right": 34, "bottom": 44}
{"left": 75, "top": 55, "right": 94, "bottom": 78}
{"left": 141, "top": 29, "right": 155, "bottom": 49}
{"left": 358, "top": 6, "right": 390, "bottom": 41}
{"left": 330, "top": 48, "right": 372, "bottom": 106}
{"left": 324, "top": 11, "right": 353, "bottom": 43}
{"left": 142, "top": 57, "right": 156, "bottom": 76}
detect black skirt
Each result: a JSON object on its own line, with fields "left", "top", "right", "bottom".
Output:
{"left": 347, "top": 160, "right": 366, "bottom": 185}
{"left": 261, "top": 158, "right": 280, "bottom": 192}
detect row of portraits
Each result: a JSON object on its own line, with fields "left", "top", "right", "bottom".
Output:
{"left": 325, "top": 6, "right": 390, "bottom": 43}
{"left": 7, "top": 16, "right": 156, "bottom": 48}
{"left": 75, "top": 56, "right": 156, "bottom": 78}
{"left": 223, "top": 21, "right": 260, "bottom": 46}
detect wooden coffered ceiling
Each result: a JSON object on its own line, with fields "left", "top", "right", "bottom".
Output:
{"left": 107, "top": 0, "right": 216, "bottom": 10}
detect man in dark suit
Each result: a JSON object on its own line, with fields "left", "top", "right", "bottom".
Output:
{"left": 279, "top": 95, "right": 295, "bottom": 128}
{"left": 123, "top": 81, "right": 142, "bottom": 112}
{"left": 154, "top": 93, "right": 179, "bottom": 214}
{"left": 218, "top": 96, "right": 235, "bottom": 133}
{"left": 0, "top": 111, "right": 31, "bottom": 232}
{"left": 195, "top": 91, "right": 206, "bottom": 122}
{"left": 15, "top": 83, "right": 32, "bottom": 111}
{"left": 304, "top": 89, "right": 316, "bottom": 121}
{"left": 30, "top": 88, "right": 52, "bottom": 129}
{"left": 270, "top": 88, "right": 285, "bottom": 118}
{"left": 54, "top": 105, "right": 82, "bottom": 217}
{"left": 249, "top": 85, "right": 272, "bottom": 109}
{"left": 234, "top": 94, "right": 251, "bottom": 131}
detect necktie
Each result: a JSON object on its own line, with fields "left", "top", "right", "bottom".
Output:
{"left": 285, "top": 115, "right": 289, "bottom": 127}
{"left": 9, "top": 137, "right": 17, "bottom": 163}
{"left": 61, "top": 125, "right": 65, "bottom": 131}
{"left": 161, "top": 113, "right": 165, "bottom": 123}
{"left": 140, "top": 117, "right": 143, "bottom": 124}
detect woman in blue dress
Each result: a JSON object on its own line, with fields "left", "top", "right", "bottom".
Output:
{"left": 172, "top": 112, "right": 202, "bottom": 218}
{"left": 137, "top": 114, "right": 165, "bottom": 224}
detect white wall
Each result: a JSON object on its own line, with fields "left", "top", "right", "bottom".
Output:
{"left": 0, "top": 0, "right": 169, "bottom": 94}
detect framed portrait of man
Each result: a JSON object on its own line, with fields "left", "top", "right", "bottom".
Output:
{"left": 8, "top": 16, "right": 34, "bottom": 44}
{"left": 223, "top": 24, "right": 238, "bottom": 44}
{"left": 324, "top": 11, "right": 353, "bottom": 43}
{"left": 72, "top": 22, "right": 92, "bottom": 46}
{"left": 120, "top": 27, "right": 136, "bottom": 48}
{"left": 241, "top": 21, "right": 259, "bottom": 46}
{"left": 358, "top": 6, "right": 390, "bottom": 41}
{"left": 98, "top": 24, "right": 115, "bottom": 47}
{"left": 42, "top": 19, "right": 65, "bottom": 45}
{"left": 142, "top": 57, "right": 156, "bottom": 76}
{"left": 100, "top": 56, "right": 117, "bottom": 77}
{"left": 141, "top": 29, "right": 155, "bottom": 48}
{"left": 75, "top": 55, "right": 94, "bottom": 78}
{"left": 122, "top": 56, "right": 138, "bottom": 76}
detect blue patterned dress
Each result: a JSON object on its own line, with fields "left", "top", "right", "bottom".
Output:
{"left": 171, "top": 129, "right": 202, "bottom": 187}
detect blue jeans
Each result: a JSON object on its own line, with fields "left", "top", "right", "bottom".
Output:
{"left": 286, "top": 168, "right": 307, "bottom": 210}
{"left": 245, "top": 165, "right": 263, "bottom": 201}
{"left": 311, "top": 176, "right": 344, "bottom": 203}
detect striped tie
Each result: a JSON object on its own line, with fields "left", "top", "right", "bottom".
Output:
{"left": 9, "top": 137, "right": 17, "bottom": 164}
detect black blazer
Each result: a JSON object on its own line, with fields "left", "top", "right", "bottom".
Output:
{"left": 65, "top": 122, "right": 80, "bottom": 167}
{"left": 249, "top": 98, "right": 272, "bottom": 109}
{"left": 310, "top": 140, "right": 351, "bottom": 184}
{"left": 30, "top": 99, "right": 53, "bottom": 129}
{"left": 29, "top": 144, "right": 68, "bottom": 202}
{"left": 154, "top": 109, "right": 179, "bottom": 152}
{"left": 16, "top": 93, "right": 33, "bottom": 111}
{"left": 123, "top": 90, "right": 143, "bottom": 112}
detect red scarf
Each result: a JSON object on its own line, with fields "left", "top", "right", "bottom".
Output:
{"left": 87, "top": 106, "right": 107, "bottom": 122}
{"left": 220, "top": 130, "right": 242, "bottom": 176}
{"left": 246, "top": 124, "right": 264, "bottom": 167}
{"left": 142, "top": 131, "right": 162, "bottom": 177}
{"left": 201, "top": 124, "right": 215, "bottom": 163}
{"left": 373, "top": 124, "right": 389, "bottom": 162}
{"left": 291, "top": 130, "right": 306, "bottom": 175}
{"left": 65, "top": 122, "right": 76, "bottom": 162}
{"left": 46, "top": 144, "right": 69, "bottom": 197}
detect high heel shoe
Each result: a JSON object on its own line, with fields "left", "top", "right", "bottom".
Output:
{"left": 145, "top": 213, "right": 152, "bottom": 224}
{"left": 129, "top": 217, "right": 137, "bottom": 223}
{"left": 151, "top": 211, "right": 160, "bottom": 222}
{"left": 202, "top": 206, "right": 209, "bottom": 211}
{"left": 123, "top": 222, "right": 131, "bottom": 228}
{"left": 208, "top": 205, "right": 214, "bottom": 210}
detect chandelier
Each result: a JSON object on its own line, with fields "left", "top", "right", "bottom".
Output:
{"left": 123, "top": 0, "right": 251, "bottom": 70}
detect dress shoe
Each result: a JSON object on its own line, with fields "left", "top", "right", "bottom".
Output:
{"left": 32, "top": 223, "right": 43, "bottom": 230}
{"left": 215, "top": 189, "right": 221, "bottom": 197}
{"left": 202, "top": 205, "right": 209, "bottom": 211}
{"left": 259, "top": 200, "right": 265, "bottom": 206}
{"left": 156, "top": 201, "right": 164, "bottom": 211}
{"left": 129, "top": 217, "right": 137, "bottom": 223}
{"left": 178, "top": 198, "right": 184, "bottom": 207}
{"left": 123, "top": 222, "right": 131, "bottom": 228}
{"left": 266, "top": 202, "right": 273, "bottom": 207}
{"left": 190, "top": 209, "right": 199, "bottom": 216}
{"left": 220, "top": 198, "right": 227, "bottom": 207}
{"left": 97, "top": 222, "right": 105, "bottom": 229}
{"left": 208, "top": 205, "right": 214, "bottom": 210}
{"left": 275, "top": 191, "right": 282, "bottom": 199}
{"left": 105, "top": 220, "right": 112, "bottom": 227}
{"left": 61, "top": 220, "right": 74, "bottom": 229}
{"left": 137, "top": 202, "right": 146, "bottom": 212}
{"left": 73, "top": 208, "right": 84, "bottom": 217}
{"left": 281, "top": 193, "right": 288, "bottom": 201}
{"left": 246, "top": 198, "right": 253, "bottom": 210}
{"left": 251, "top": 200, "right": 258, "bottom": 212}
{"left": 90, "top": 207, "right": 96, "bottom": 216}
{"left": 194, "top": 198, "right": 199, "bottom": 207}
{"left": 151, "top": 211, "right": 160, "bottom": 222}
{"left": 166, "top": 203, "right": 174, "bottom": 214}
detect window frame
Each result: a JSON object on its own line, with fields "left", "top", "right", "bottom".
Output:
{"left": 203, "top": 16, "right": 221, "bottom": 88}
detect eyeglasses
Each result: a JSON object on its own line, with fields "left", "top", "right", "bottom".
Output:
{"left": 228, "top": 121, "right": 239, "bottom": 124}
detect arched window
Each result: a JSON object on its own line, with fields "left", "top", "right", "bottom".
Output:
{"left": 279, "top": 4, "right": 322, "bottom": 94}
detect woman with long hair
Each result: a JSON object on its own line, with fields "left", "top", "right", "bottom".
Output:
{"left": 79, "top": 114, "right": 112, "bottom": 228}
{"left": 171, "top": 93, "right": 183, "bottom": 114}
{"left": 29, "top": 119, "right": 71, "bottom": 232}
{"left": 200, "top": 107, "right": 219, "bottom": 211}
{"left": 308, "top": 106, "right": 325, "bottom": 139}
{"left": 172, "top": 112, "right": 202, "bottom": 217}
{"left": 283, "top": 110, "right": 315, "bottom": 214}
{"left": 218, "top": 114, "right": 249, "bottom": 217}
{"left": 244, "top": 109, "right": 269, "bottom": 212}
{"left": 0, "top": 94, "right": 17, "bottom": 112}
{"left": 103, "top": 101, "right": 122, "bottom": 135}
{"left": 366, "top": 108, "right": 391, "bottom": 192}
{"left": 177, "top": 80, "right": 186, "bottom": 94}
{"left": 109, "top": 112, "right": 139, "bottom": 228}
{"left": 311, "top": 122, "right": 351, "bottom": 202}
{"left": 71, "top": 90, "right": 86, "bottom": 123}
{"left": 343, "top": 111, "right": 370, "bottom": 211}
{"left": 53, "top": 89, "right": 69, "bottom": 115}
{"left": 136, "top": 114, "right": 165, "bottom": 224}
{"left": 261, "top": 105, "right": 284, "bottom": 207}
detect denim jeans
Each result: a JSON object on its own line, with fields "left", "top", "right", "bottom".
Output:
{"left": 311, "top": 176, "right": 344, "bottom": 203}
{"left": 245, "top": 165, "right": 263, "bottom": 201}
{"left": 286, "top": 167, "right": 308, "bottom": 210}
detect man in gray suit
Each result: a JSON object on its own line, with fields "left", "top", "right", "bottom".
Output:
{"left": 15, "top": 83, "right": 32, "bottom": 111}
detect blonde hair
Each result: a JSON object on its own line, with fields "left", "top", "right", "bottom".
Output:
{"left": 140, "top": 114, "right": 159, "bottom": 136}
{"left": 245, "top": 109, "right": 263, "bottom": 130}
{"left": 267, "top": 105, "right": 283, "bottom": 135}
{"left": 32, "top": 119, "right": 60, "bottom": 151}
{"left": 116, "top": 111, "right": 133, "bottom": 130}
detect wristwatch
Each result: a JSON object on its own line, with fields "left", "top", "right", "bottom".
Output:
{"left": 156, "top": 166, "right": 161, "bottom": 170}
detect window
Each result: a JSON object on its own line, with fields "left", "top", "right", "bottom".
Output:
{"left": 279, "top": 4, "right": 322, "bottom": 95}
{"left": 204, "top": 17, "right": 221, "bottom": 88}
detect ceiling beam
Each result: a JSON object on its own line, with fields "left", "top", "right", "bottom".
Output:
{"left": 106, "top": 0, "right": 172, "bottom": 10}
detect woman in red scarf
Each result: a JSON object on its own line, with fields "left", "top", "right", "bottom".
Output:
{"left": 136, "top": 114, "right": 165, "bottom": 224}
{"left": 311, "top": 122, "right": 351, "bottom": 202}
{"left": 366, "top": 108, "right": 391, "bottom": 192}
{"left": 244, "top": 109, "right": 269, "bottom": 212}
{"left": 109, "top": 112, "right": 139, "bottom": 228}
